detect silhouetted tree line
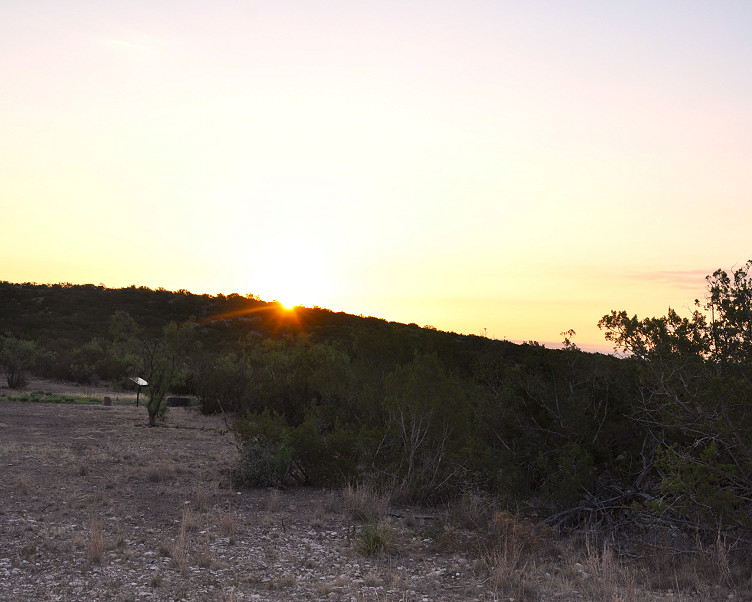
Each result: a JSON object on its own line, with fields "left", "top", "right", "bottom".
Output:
{"left": 2, "top": 269, "right": 752, "bottom": 539}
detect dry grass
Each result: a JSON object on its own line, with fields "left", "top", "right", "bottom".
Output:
{"left": 182, "top": 506, "right": 199, "bottom": 532}
{"left": 88, "top": 516, "right": 104, "bottom": 564}
{"left": 220, "top": 508, "right": 236, "bottom": 542}
{"left": 362, "top": 571, "right": 381, "bottom": 587}
{"left": 343, "top": 483, "right": 389, "bottom": 522}
{"left": 195, "top": 531, "right": 213, "bottom": 568}
{"left": 172, "top": 508, "right": 189, "bottom": 573}
{"left": 193, "top": 487, "right": 209, "bottom": 513}
{"left": 481, "top": 511, "right": 547, "bottom": 598}
{"left": 314, "top": 582, "right": 334, "bottom": 595}
{"left": 147, "top": 460, "right": 175, "bottom": 483}
{"left": 266, "top": 487, "right": 281, "bottom": 512}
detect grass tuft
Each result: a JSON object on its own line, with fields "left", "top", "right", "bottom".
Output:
{"left": 172, "top": 508, "right": 190, "bottom": 572}
{"left": 359, "top": 522, "right": 392, "bottom": 556}
{"left": 147, "top": 461, "right": 174, "bottom": 483}
{"left": 89, "top": 517, "right": 104, "bottom": 564}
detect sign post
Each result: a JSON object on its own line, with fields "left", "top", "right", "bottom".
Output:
{"left": 129, "top": 377, "right": 148, "bottom": 407}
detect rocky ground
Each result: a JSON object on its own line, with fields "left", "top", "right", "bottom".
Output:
{"left": 0, "top": 395, "right": 496, "bottom": 601}
{"left": 0, "top": 380, "right": 748, "bottom": 601}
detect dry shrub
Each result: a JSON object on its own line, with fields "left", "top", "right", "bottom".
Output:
{"left": 89, "top": 517, "right": 104, "bottom": 564}
{"left": 450, "top": 490, "right": 496, "bottom": 531}
{"left": 343, "top": 483, "right": 389, "bottom": 522}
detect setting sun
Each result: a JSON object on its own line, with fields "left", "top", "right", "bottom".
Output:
{"left": 250, "top": 238, "right": 330, "bottom": 311}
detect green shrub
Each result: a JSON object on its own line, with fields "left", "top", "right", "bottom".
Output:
{"left": 0, "top": 336, "right": 40, "bottom": 389}
{"left": 359, "top": 522, "right": 392, "bottom": 556}
{"left": 655, "top": 442, "right": 750, "bottom": 528}
{"left": 288, "top": 412, "right": 371, "bottom": 486}
{"left": 232, "top": 441, "right": 291, "bottom": 488}
{"left": 537, "top": 442, "right": 596, "bottom": 509}
{"left": 233, "top": 408, "right": 377, "bottom": 487}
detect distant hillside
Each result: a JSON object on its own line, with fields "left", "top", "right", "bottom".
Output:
{"left": 0, "top": 280, "right": 528, "bottom": 377}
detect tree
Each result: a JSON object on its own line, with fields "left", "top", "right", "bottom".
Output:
{"left": 598, "top": 262, "right": 752, "bottom": 531}
{"left": 0, "top": 336, "right": 40, "bottom": 388}
{"left": 110, "top": 311, "right": 195, "bottom": 426}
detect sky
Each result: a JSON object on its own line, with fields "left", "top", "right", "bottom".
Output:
{"left": 2, "top": 1, "right": 751, "bottom": 352}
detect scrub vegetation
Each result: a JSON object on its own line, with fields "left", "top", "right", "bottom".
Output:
{"left": 3, "top": 263, "right": 752, "bottom": 598}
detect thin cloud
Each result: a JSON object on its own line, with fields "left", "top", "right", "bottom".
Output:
{"left": 624, "top": 269, "right": 711, "bottom": 290}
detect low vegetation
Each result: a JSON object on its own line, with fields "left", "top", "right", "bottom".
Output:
{"left": 0, "top": 390, "right": 100, "bottom": 405}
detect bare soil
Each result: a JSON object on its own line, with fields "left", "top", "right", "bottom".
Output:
{"left": 0, "top": 380, "right": 745, "bottom": 601}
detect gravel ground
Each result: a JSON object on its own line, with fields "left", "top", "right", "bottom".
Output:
{"left": 0, "top": 398, "right": 496, "bottom": 601}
